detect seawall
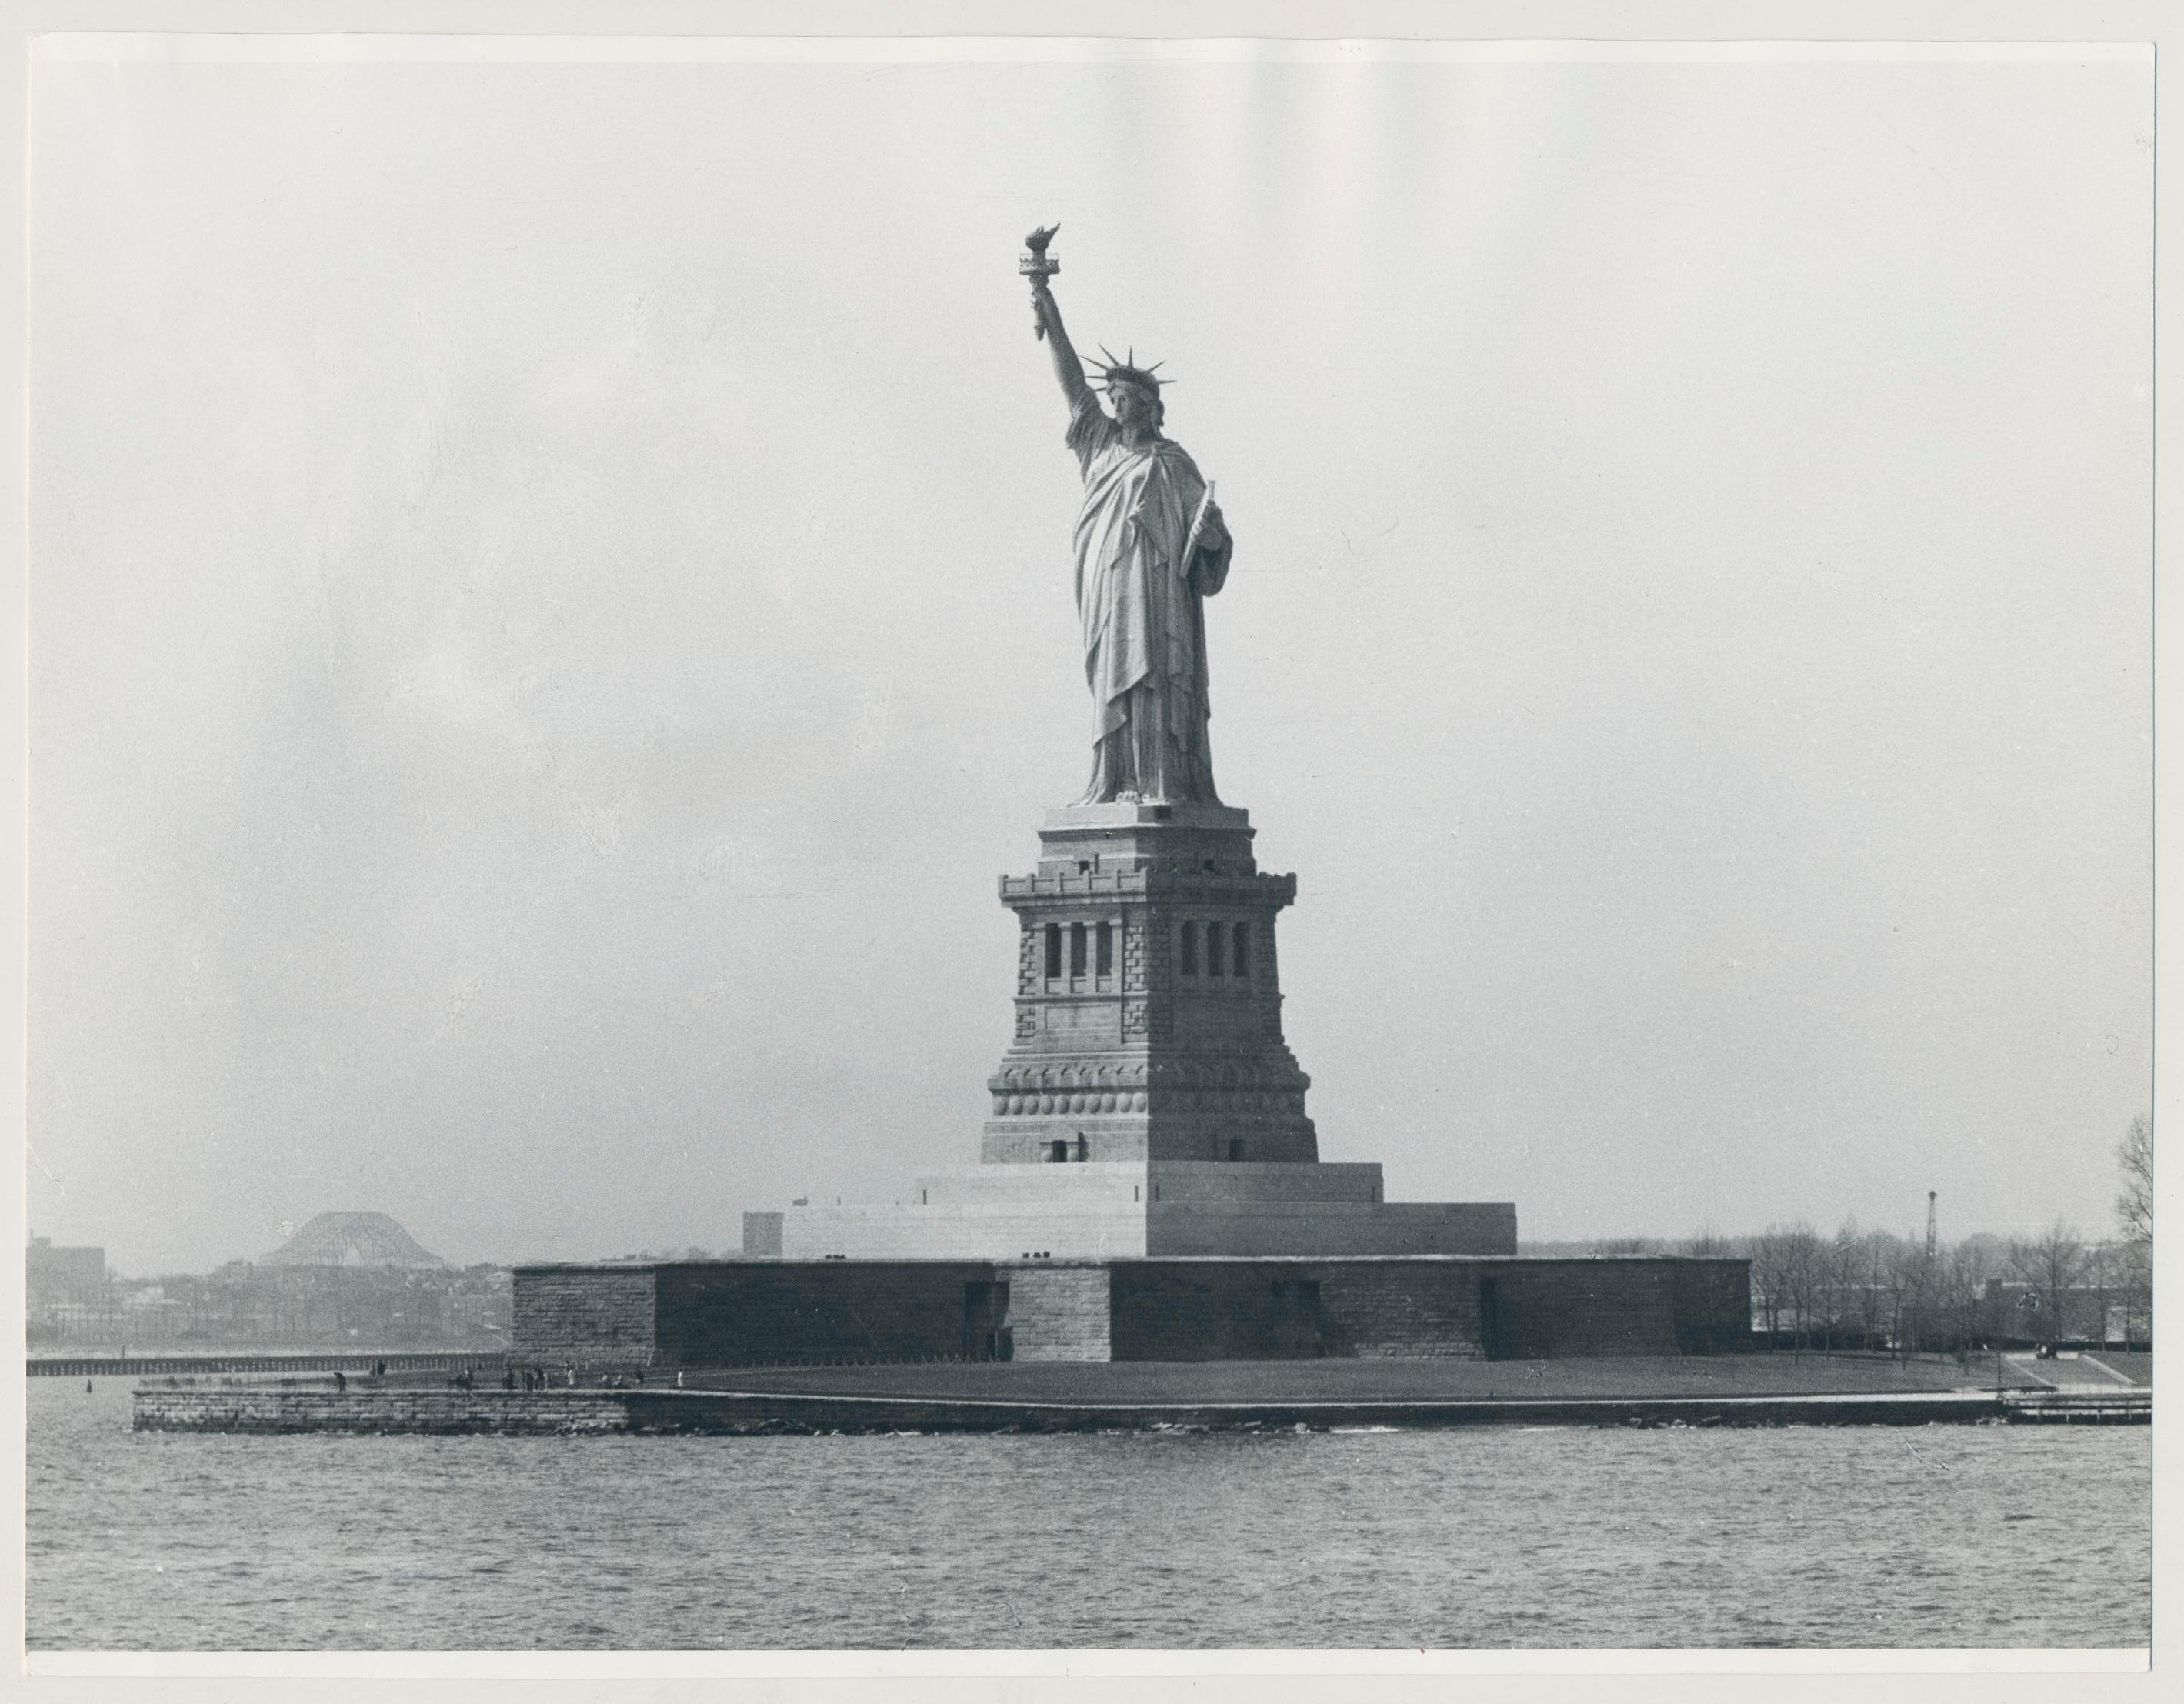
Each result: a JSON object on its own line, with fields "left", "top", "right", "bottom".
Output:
{"left": 133, "top": 1382, "right": 626, "bottom": 1435}
{"left": 33, "top": 1349, "right": 505, "bottom": 1379}
{"left": 132, "top": 1376, "right": 2148, "bottom": 1435}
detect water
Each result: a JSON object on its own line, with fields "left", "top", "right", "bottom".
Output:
{"left": 28, "top": 1381, "right": 2150, "bottom": 1649}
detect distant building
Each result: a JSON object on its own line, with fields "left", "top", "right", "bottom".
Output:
{"left": 26, "top": 1213, "right": 510, "bottom": 1350}
{"left": 259, "top": 1212, "right": 446, "bottom": 1269}
{"left": 30, "top": 1262, "right": 513, "bottom": 1351}
{"left": 27, "top": 1235, "right": 108, "bottom": 1309}
{"left": 741, "top": 1212, "right": 784, "bottom": 1259}
{"left": 1981, "top": 1277, "right": 2149, "bottom": 1348}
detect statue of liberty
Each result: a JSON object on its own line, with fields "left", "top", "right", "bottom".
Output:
{"left": 1022, "top": 226, "right": 1232, "bottom": 805}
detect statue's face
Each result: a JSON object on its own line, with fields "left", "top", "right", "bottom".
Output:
{"left": 1112, "top": 383, "right": 1159, "bottom": 433}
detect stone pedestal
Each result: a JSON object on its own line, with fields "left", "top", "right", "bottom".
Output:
{"left": 770, "top": 797, "right": 1515, "bottom": 1264}
{"left": 982, "top": 802, "right": 1319, "bottom": 1165}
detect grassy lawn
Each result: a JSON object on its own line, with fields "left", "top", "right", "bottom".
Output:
{"left": 680, "top": 1352, "right": 2012, "bottom": 1405}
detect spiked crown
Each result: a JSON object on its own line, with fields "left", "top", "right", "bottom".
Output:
{"left": 1094, "top": 345, "right": 1172, "bottom": 398}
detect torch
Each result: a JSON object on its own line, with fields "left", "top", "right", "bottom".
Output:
{"left": 1020, "top": 224, "right": 1060, "bottom": 339}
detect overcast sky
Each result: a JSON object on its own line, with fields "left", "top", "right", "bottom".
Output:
{"left": 28, "top": 41, "right": 2152, "bottom": 1273}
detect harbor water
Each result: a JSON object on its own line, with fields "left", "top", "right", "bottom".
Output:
{"left": 28, "top": 1379, "right": 2150, "bottom": 1649}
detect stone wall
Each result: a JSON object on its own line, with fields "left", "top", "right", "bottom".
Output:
{"left": 652, "top": 1262, "right": 996, "bottom": 1366}
{"left": 1142, "top": 1162, "right": 1383, "bottom": 1204}
{"left": 133, "top": 1383, "right": 629, "bottom": 1434}
{"left": 781, "top": 1198, "right": 1149, "bottom": 1261}
{"left": 1124, "top": 1260, "right": 1485, "bottom": 1359}
{"left": 1318, "top": 1262, "right": 1485, "bottom": 1358}
{"left": 1497, "top": 1261, "right": 1681, "bottom": 1359}
{"left": 1109, "top": 1262, "right": 1332, "bottom": 1360}
{"left": 1146, "top": 1200, "right": 1516, "bottom": 1258}
{"left": 1107, "top": 1257, "right": 1746, "bottom": 1362}
{"left": 1007, "top": 1263, "right": 1113, "bottom": 1361}
{"left": 512, "top": 1255, "right": 1752, "bottom": 1369}
{"left": 514, "top": 1262, "right": 1003, "bottom": 1368}
{"left": 1670, "top": 1259, "right": 1756, "bottom": 1354}
{"left": 512, "top": 1265, "right": 659, "bottom": 1366}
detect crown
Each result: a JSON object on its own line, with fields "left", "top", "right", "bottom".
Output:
{"left": 1094, "top": 345, "right": 1172, "bottom": 392}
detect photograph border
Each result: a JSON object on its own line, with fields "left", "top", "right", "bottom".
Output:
{"left": 3, "top": 4, "right": 2170, "bottom": 1698}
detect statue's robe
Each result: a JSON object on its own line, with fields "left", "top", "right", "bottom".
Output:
{"left": 1066, "top": 391, "right": 1231, "bottom": 804}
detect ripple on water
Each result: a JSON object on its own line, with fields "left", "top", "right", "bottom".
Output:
{"left": 23, "top": 1385, "right": 2152, "bottom": 1649}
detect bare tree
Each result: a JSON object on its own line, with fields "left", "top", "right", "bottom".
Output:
{"left": 2084, "top": 1242, "right": 2113, "bottom": 1348}
{"left": 2115, "top": 1115, "right": 2152, "bottom": 1247}
{"left": 2113, "top": 1238, "right": 2152, "bottom": 1346}
{"left": 1826, "top": 1222, "right": 1861, "bottom": 1347}
{"left": 2107, "top": 1115, "right": 2153, "bottom": 1346}
{"left": 1849, "top": 1229, "right": 1902, "bottom": 1350}
{"left": 1886, "top": 1232, "right": 1929, "bottom": 1356}
{"left": 1746, "top": 1229, "right": 1792, "bottom": 1344}
{"left": 2007, "top": 1219, "right": 2087, "bottom": 1343}
{"left": 1944, "top": 1235, "right": 2001, "bottom": 1356}
{"left": 1748, "top": 1226, "right": 1822, "bottom": 1347}
{"left": 1779, "top": 1224, "right": 1825, "bottom": 1353}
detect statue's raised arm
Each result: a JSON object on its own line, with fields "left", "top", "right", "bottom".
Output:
{"left": 1022, "top": 225, "right": 1094, "bottom": 412}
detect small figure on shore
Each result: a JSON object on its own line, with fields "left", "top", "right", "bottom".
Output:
{"left": 85, "top": 1380, "right": 92, "bottom": 1393}
{"left": 334, "top": 1370, "right": 346, "bottom": 1392}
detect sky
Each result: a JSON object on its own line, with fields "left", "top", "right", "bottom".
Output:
{"left": 26, "top": 41, "right": 2152, "bottom": 1274}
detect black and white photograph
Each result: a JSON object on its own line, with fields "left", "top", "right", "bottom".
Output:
{"left": 12, "top": 8, "right": 2165, "bottom": 1685}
